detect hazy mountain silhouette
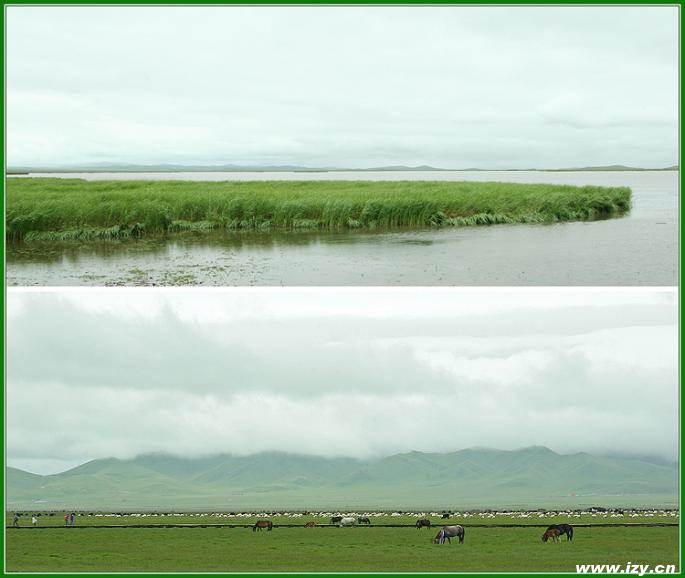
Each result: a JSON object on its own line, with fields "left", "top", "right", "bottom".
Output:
{"left": 7, "top": 447, "right": 677, "bottom": 510}
{"left": 7, "top": 163, "right": 678, "bottom": 173}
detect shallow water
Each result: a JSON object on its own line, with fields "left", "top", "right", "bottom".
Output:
{"left": 7, "top": 171, "right": 678, "bottom": 286}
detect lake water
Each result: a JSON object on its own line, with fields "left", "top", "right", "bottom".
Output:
{"left": 7, "top": 171, "right": 678, "bottom": 286}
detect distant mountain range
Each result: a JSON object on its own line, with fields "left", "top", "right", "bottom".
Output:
{"left": 545, "top": 164, "right": 678, "bottom": 172}
{"left": 6, "top": 163, "right": 678, "bottom": 174}
{"left": 7, "top": 162, "right": 442, "bottom": 173}
{"left": 7, "top": 447, "right": 677, "bottom": 511}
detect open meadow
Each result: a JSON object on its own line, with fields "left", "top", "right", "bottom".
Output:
{"left": 6, "top": 511, "right": 678, "bottom": 572}
{"left": 7, "top": 178, "right": 631, "bottom": 241}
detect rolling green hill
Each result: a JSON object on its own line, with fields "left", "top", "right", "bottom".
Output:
{"left": 7, "top": 447, "right": 677, "bottom": 511}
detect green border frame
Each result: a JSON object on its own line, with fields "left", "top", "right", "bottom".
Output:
{"left": 1, "top": 2, "right": 681, "bottom": 577}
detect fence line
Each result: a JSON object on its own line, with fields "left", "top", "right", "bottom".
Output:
{"left": 7, "top": 522, "right": 678, "bottom": 530}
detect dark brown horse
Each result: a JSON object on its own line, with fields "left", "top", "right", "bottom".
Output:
{"left": 304, "top": 521, "right": 316, "bottom": 528}
{"left": 330, "top": 516, "right": 343, "bottom": 524}
{"left": 253, "top": 520, "right": 273, "bottom": 532}
{"left": 357, "top": 517, "right": 371, "bottom": 525}
{"left": 542, "top": 528, "right": 561, "bottom": 542}
{"left": 416, "top": 518, "right": 431, "bottom": 529}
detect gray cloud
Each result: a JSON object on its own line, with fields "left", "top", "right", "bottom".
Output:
{"left": 6, "top": 6, "right": 678, "bottom": 168}
{"left": 7, "top": 289, "right": 678, "bottom": 473}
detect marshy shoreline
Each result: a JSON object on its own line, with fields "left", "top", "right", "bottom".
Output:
{"left": 7, "top": 178, "right": 632, "bottom": 242}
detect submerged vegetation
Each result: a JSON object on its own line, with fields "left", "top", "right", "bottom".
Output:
{"left": 7, "top": 178, "right": 632, "bottom": 241}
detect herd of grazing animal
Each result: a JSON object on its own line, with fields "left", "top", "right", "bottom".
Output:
{"left": 252, "top": 516, "right": 575, "bottom": 545}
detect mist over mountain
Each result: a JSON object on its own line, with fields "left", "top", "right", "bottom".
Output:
{"left": 7, "top": 447, "right": 677, "bottom": 511}
{"left": 7, "top": 163, "right": 677, "bottom": 173}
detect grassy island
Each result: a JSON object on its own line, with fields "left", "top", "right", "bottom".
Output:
{"left": 7, "top": 178, "right": 632, "bottom": 241}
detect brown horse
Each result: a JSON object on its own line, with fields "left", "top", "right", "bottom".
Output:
{"left": 253, "top": 520, "right": 273, "bottom": 532}
{"left": 304, "top": 521, "right": 316, "bottom": 528}
{"left": 416, "top": 518, "right": 431, "bottom": 529}
{"left": 542, "top": 528, "right": 561, "bottom": 542}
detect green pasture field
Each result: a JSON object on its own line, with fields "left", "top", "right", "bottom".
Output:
{"left": 6, "top": 524, "right": 678, "bottom": 572}
{"left": 6, "top": 178, "right": 631, "bottom": 241}
{"left": 6, "top": 511, "right": 679, "bottom": 528}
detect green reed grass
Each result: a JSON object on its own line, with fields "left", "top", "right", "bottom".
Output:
{"left": 7, "top": 178, "right": 632, "bottom": 241}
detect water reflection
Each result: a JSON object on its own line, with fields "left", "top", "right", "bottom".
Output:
{"left": 7, "top": 228, "right": 441, "bottom": 265}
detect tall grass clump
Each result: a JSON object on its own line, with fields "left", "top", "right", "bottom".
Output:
{"left": 6, "top": 178, "right": 632, "bottom": 241}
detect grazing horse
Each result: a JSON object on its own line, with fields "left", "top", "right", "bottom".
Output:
{"left": 434, "top": 525, "right": 465, "bottom": 544}
{"left": 330, "top": 516, "right": 343, "bottom": 524}
{"left": 546, "top": 524, "right": 573, "bottom": 541}
{"left": 304, "top": 521, "right": 316, "bottom": 528}
{"left": 357, "top": 517, "right": 371, "bottom": 525}
{"left": 339, "top": 517, "right": 356, "bottom": 527}
{"left": 253, "top": 520, "right": 273, "bottom": 532}
{"left": 542, "top": 528, "right": 561, "bottom": 542}
{"left": 416, "top": 518, "right": 431, "bottom": 529}
{"left": 441, "top": 513, "right": 451, "bottom": 519}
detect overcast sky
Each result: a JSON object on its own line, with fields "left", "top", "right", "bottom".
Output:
{"left": 7, "top": 288, "right": 677, "bottom": 475}
{"left": 6, "top": 6, "right": 678, "bottom": 169}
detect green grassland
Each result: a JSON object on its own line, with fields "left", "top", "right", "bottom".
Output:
{"left": 6, "top": 178, "right": 632, "bottom": 241}
{"left": 6, "top": 524, "right": 677, "bottom": 572}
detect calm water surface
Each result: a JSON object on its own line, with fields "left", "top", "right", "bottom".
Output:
{"left": 7, "top": 171, "right": 678, "bottom": 286}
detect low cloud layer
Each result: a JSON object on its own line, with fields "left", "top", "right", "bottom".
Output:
{"left": 7, "top": 289, "right": 677, "bottom": 474}
{"left": 7, "top": 6, "right": 678, "bottom": 168}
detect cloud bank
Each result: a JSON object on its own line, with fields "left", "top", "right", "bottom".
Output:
{"left": 7, "top": 289, "right": 677, "bottom": 474}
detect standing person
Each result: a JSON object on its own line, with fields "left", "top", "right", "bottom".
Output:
{"left": 70, "top": 513, "right": 75, "bottom": 526}
{"left": 31, "top": 515, "right": 38, "bottom": 527}
{"left": 12, "top": 513, "right": 19, "bottom": 527}
{"left": 64, "top": 514, "right": 69, "bottom": 527}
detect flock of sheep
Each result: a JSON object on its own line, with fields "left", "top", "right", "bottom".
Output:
{"left": 34, "top": 508, "right": 677, "bottom": 520}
